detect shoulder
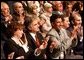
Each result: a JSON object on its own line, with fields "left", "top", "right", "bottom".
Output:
{"left": 47, "top": 28, "right": 56, "bottom": 36}
{"left": 61, "top": 28, "right": 67, "bottom": 33}
{"left": 40, "top": 13, "right": 46, "bottom": 19}
{"left": 4, "top": 39, "right": 17, "bottom": 48}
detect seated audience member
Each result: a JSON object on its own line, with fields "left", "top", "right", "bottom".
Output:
{"left": 3, "top": 23, "right": 32, "bottom": 59}
{"left": 1, "top": 2, "right": 13, "bottom": 41}
{"left": 24, "top": 16, "right": 50, "bottom": 59}
{"left": 40, "top": 2, "right": 53, "bottom": 37}
{"left": 52, "top": 1, "right": 64, "bottom": 15}
{"left": 70, "top": 12, "right": 83, "bottom": 56}
{"left": 1, "top": 2, "right": 13, "bottom": 59}
{"left": 61, "top": 15, "right": 81, "bottom": 59}
{"left": 46, "top": 14, "right": 76, "bottom": 59}
{"left": 13, "top": 2, "right": 27, "bottom": 24}
{"left": 61, "top": 15, "right": 78, "bottom": 47}
{"left": 24, "top": 1, "right": 40, "bottom": 17}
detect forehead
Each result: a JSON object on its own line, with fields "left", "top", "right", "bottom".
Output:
{"left": 67, "top": 4, "right": 72, "bottom": 8}
{"left": 1, "top": 3, "right": 9, "bottom": 9}
{"left": 14, "top": 2, "right": 23, "bottom": 7}
{"left": 31, "top": 20, "right": 39, "bottom": 25}
{"left": 55, "top": 1, "right": 61, "bottom": 3}
{"left": 74, "top": 15, "right": 81, "bottom": 20}
{"left": 55, "top": 18, "right": 62, "bottom": 22}
{"left": 64, "top": 17, "right": 69, "bottom": 20}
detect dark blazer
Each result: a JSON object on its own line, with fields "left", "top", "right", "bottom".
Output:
{"left": 3, "top": 39, "right": 32, "bottom": 59}
{"left": 25, "top": 30, "right": 46, "bottom": 59}
{"left": 1, "top": 14, "right": 12, "bottom": 41}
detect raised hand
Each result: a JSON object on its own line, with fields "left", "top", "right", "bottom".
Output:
{"left": 39, "top": 36, "right": 50, "bottom": 49}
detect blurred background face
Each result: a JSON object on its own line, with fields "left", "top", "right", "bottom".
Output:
{"left": 14, "top": 29, "right": 23, "bottom": 38}
{"left": 74, "top": 15, "right": 82, "bottom": 26}
{"left": 55, "top": 1, "right": 63, "bottom": 11}
{"left": 63, "top": 17, "right": 70, "bottom": 29}
{"left": 1, "top": 3, "right": 10, "bottom": 17}
{"left": 53, "top": 18, "right": 62, "bottom": 30}
{"left": 14, "top": 2, "right": 24, "bottom": 15}
{"left": 46, "top": 7, "right": 53, "bottom": 13}
{"left": 33, "top": 7, "right": 39, "bottom": 15}
{"left": 66, "top": 4, "right": 72, "bottom": 12}
{"left": 29, "top": 19, "right": 40, "bottom": 33}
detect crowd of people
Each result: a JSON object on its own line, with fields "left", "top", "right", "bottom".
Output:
{"left": 1, "top": 1, "right": 83, "bottom": 59}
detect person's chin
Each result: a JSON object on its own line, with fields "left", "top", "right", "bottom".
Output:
{"left": 58, "top": 27, "right": 62, "bottom": 30}
{"left": 37, "top": 30, "right": 40, "bottom": 32}
{"left": 66, "top": 25, "right": 69, "bottom": 28}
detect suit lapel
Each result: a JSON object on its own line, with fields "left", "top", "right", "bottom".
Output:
{"left": 26, "top": 31, "right": 37, "bottom": 49}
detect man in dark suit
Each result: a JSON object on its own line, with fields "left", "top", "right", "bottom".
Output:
{"left": 24, "top": 16, "right": 49, "bottom": 59}
{"left": 1, "top": 2, "right": 13, "bottom": 59}
{"left": 1, "top": 2, "right": 13, "bottom": 41}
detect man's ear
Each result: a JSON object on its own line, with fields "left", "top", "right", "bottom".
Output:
{"left": 51, "top": 22, "right": 54, "bottom": 27}
{"left": 28, "top": 26, "right": 31, "bottom": 30}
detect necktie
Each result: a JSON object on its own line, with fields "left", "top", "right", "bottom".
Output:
{"left": 35, "top": 35, "right": 40, "bottom": 48}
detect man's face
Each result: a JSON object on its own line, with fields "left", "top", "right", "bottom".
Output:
{"left": 14, "top": 3, "right": 24, "bottom": 15}
{"left": 74, "top": 15, "right": 82, "bottom": 26}
{"left": 55, "top": 1, "right": 63, "bottom": 12}
{"left": 54, "top": 18, "right": 62, "bottom": 30}
{"left": 29, "top": 19, "right": 40, "bottom": 33}
{"left": 67, "top": 4, "right": 72, "bottom": 12}
{"left": 1, "top": 4, "right": 10, "bottom": 17}
{"left": 63, "top": 17, "right": 70, "bottom": 29}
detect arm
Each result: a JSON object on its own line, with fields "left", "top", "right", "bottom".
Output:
{"left": 34, "top": 36, "right": 50, "bottom": 56}
{"left": 8, "top": 52, "right": 24, "bottom": 59}
{"left": 4, "top": 40, "right": 25, "bottom": 59}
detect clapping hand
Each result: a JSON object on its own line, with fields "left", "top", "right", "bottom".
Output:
{"left": 39, "top": 36, "right": 50, "bottom": 49}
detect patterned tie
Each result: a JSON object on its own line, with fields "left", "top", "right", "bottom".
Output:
{"left": 35, "top": 35, "right": 40, "bottom": 48}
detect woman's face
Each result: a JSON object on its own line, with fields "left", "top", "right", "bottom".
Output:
{"left": 46, "top": 7, "right": 53, "bottom": 13}
{"left": 14, "top": 3, "right": 24, "bottom": 15}
{"left": 14, "top": 29, "right": 23, "bottom": 38}
{"left": 33, "top": 6, "right": 40, "bottom": 15}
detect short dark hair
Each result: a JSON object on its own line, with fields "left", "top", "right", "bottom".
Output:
{"left": 61, "top": 15, "right": 69, "bottom": 21}
{"left": 50, "top": 14, "right": 62, "bottom": 23}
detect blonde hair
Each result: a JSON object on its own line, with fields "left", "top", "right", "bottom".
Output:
{"left": 13, "top": 2, "right": 23, "bottom": 8}
{"left": 1, "top": 2, "right": 9, "bottom": 9}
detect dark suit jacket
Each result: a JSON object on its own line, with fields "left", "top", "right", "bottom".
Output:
{"left": 1, "top": 14, "right": 12, "bottom": 41}
{"left": 3, "top": 39, "right": 32, "bottom": 59}
{"left": 25, "top": 30, "right": 46, "bottom": 59}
